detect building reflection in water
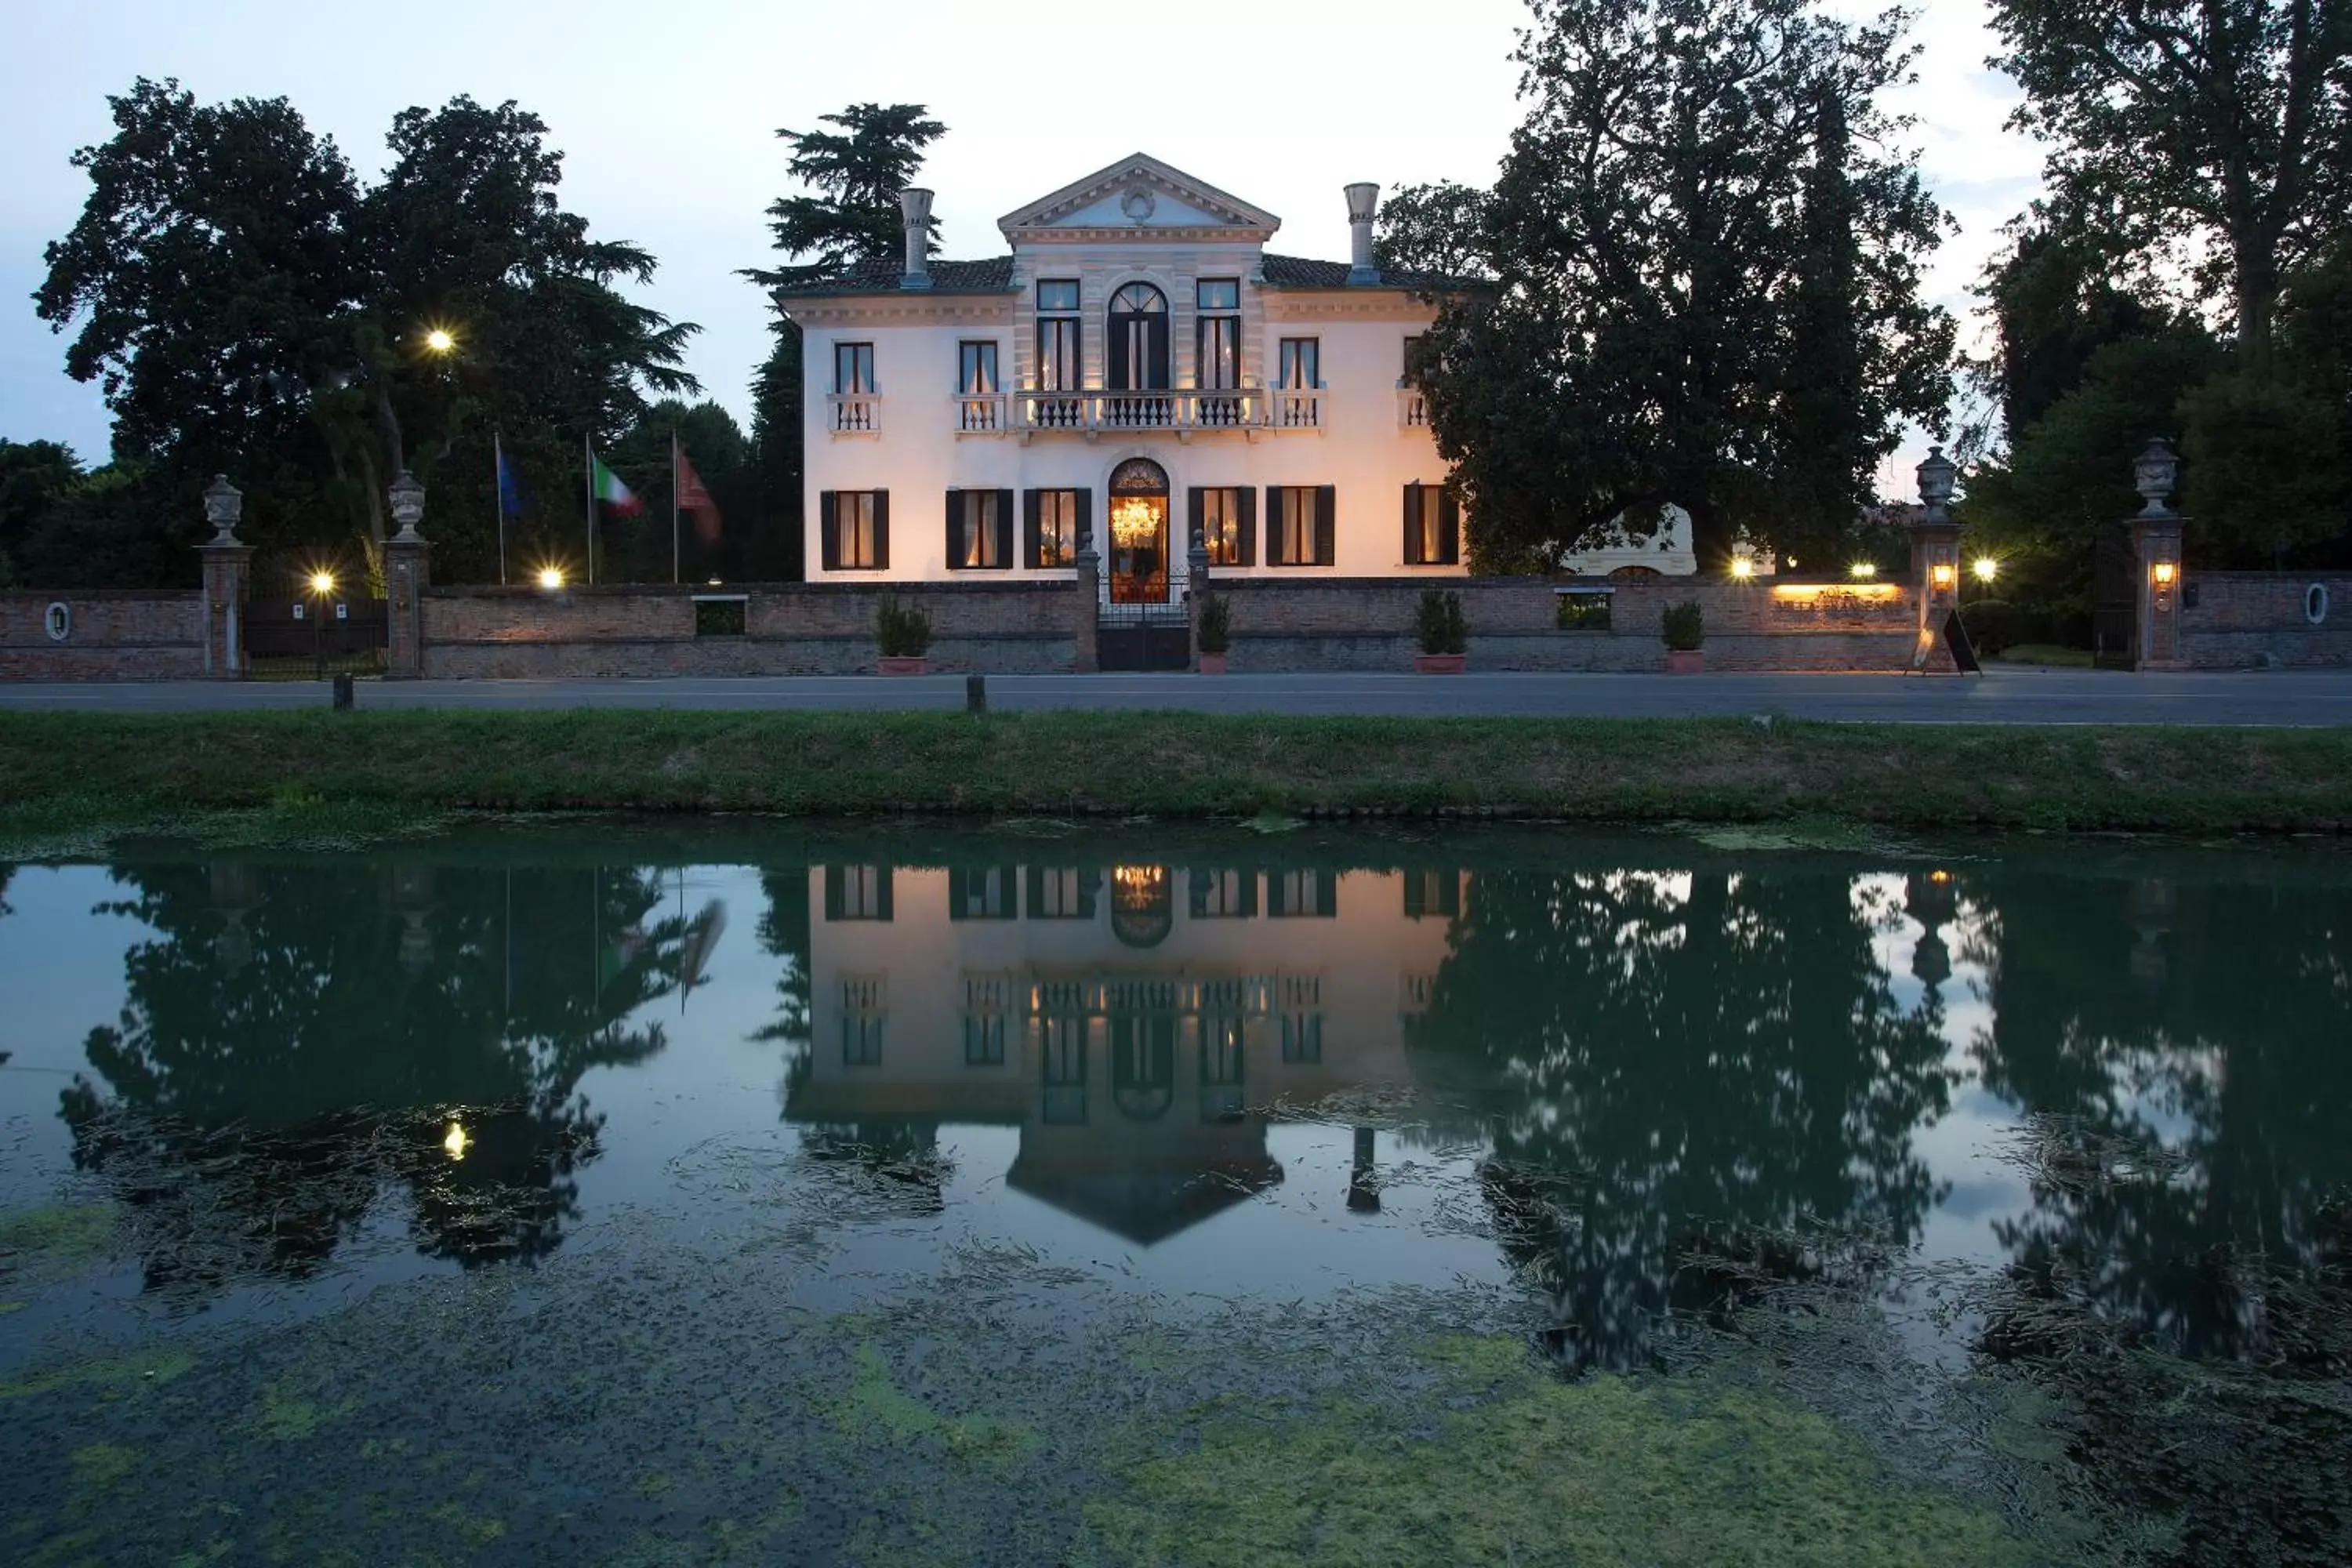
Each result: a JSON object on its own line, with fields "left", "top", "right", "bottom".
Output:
{"left": 790, "top": 859, "right": 1461, "bottom": 1244}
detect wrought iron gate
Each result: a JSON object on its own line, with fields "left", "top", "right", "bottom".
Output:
{"left": 1098, "top": 602, "right": 1191, "bottom": 672}
{"left": 2092, "top": 524, "right": 2140, "bottom": 670}
{"left": 243, "top": 595, "right": 389, "bottom": 678}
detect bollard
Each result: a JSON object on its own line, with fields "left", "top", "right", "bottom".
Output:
{"left": 966, "top": 673, "right": 987, "bottom": 714}
{"left": 332, "top": 673, "right": 355, "bottom": 710}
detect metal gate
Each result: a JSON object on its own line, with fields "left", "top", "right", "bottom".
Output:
{"left": 243, "top": 596, "right": 389, "bottom": 679}
{"left": 2092, "top": 524, "right": 2139, "bottom": 670}
{"left": 1098, "top": 602, "right": 1191, "bottom": 672}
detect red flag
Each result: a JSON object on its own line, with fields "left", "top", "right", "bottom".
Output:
{"left": 676, "top": 450, "right": 722, "bottom": 543}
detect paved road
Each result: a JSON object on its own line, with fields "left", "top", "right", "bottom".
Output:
{"left": 4, "top": 669, "right": 2351, "bottom": 725}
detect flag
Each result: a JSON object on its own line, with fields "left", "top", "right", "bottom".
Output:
{"left": 675, "top": 450, "right": 722, "bottom": 543}
{"left": 497, "top": 447, "right": 532, "bottom": 518}
{"left": 590, "top": 450, "right": 643, "bottom": 517}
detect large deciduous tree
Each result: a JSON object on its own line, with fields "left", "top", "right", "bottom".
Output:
{"left": 1382, "top": 0, "right": 1953, "bottom": 572}
{"left": 744, "top": 103, "right": 946, "bottom": 581}
{"left": 1988, "top": 0, "right": 2352, "bottom": 376}
{"left": 34, "top": 78, "right": 697, "bottom": 584}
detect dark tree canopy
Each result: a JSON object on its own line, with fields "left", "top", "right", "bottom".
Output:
{"left": 744, "top": 103, "right": 947, "bottom": 583}
{"left": 33, "top": 78, "right": 697, "bottom": 585}
{"left": 1383, "top": 0, "right": 1953, "bottom": 572}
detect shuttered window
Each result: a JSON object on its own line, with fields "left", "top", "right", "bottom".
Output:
{"left": 1266, "top": 486, "right": 1335, "bottom": 567}
{"left": 819, "top": 490, "right": 889, "bottom": 571}
{"left": 1403, "top": 482, "right": 1460, "bottom": 565}
{"left": 947, "top": 488, "right": 1014, "bottom": 570}
{"left": 1191, "top": 487, "right": 1250, "bottom": 566}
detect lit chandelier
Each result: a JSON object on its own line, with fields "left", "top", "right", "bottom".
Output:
{"left": 1109, "top": 496, "right": 1160, "bottom": 549}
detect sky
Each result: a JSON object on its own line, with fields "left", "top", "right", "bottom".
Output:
{"left": 0, "top": 0, "right": 2043, "bottom": 492}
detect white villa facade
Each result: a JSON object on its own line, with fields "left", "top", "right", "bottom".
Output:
{"left": 780, "top": 154, "right": 1475, "bottom": 601}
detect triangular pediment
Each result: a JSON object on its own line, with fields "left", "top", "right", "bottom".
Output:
{"left": 999, "top": 154, "right": 1280, "bottom": 241}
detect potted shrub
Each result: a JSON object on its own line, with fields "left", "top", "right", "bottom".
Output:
{"left": 1196, "top": 593, "right": 1231, "bottom": 674}
{"left": 1662, "top": 599, "right": 1704, "bottom": 673}
{"left": 874, "top": 596, "right": 931, "bottom": 675}
{"left": 1414, "top": 588, "right": 1468, "bottom": 673}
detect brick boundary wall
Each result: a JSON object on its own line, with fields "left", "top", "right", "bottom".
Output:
{"left": 418, "top": 582, "right": 1082, "bottom": 678}
{"left": 1211, "top": 577, "right": 1944, "bottom": 673}
{"left": 2178, "top": 574, "right": 2352, "bottom": 669}
{"left": 0, "top": 591, "right": 206, "bottom": 681}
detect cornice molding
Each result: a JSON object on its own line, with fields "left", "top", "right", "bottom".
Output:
{"left": 786, "top": 299, "right": 1016, "bottom": 327}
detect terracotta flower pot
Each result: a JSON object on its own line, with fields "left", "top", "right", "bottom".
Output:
{"left": 1414, "top": 653, "right": 1467, "bottom": 674}
{"left": 1197, "top": 652, "right": 1229, "bottom": 674}
{"left": 1664, "top": 648, "right": 1704, "bottom": 674}
{"left": 877, "top": 655, "right": 929, "bottom": 676}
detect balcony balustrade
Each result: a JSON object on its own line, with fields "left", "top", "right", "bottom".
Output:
{"left": 828, "top": 392, "right": 882, "bottom": 435}
{"left": 1001, "top": 387, "right": 1323, "bottom": 435}
{"left": 1397, "top": 386, "right": 1430, "bottom": 430}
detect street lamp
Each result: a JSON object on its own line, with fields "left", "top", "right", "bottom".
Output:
{"left": 1730, "top": 556, "right": 1755, "bottom": 580}
{"left": 537, "top": 565, "right": 566, "bottom": 590}
{"left": 1973, "top": 557, "right": 1998, "bottom": 583}
{"left": 424, "top": 328, "right": 456, "bottom": 355}
{"left": 308, "top": 571, "right": 336, "bottom": 681}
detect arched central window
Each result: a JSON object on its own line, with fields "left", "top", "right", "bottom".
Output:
{"left": 1108, "top": 282, "right": 1169, "bottom": 391}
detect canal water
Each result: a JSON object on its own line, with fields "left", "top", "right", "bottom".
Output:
{"left": 1, "top": 824, "right": 2345, "bottom": 1565}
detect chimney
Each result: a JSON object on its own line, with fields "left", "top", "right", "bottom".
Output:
{"left": 899, "top": 187, "right": 935, "bottom": 289}
{"left": 1345, "top": 182, "right": 1380, "bottom": 285}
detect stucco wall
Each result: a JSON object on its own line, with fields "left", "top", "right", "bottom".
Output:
{"left": 1214, "top": 577, "right": 1940, "bottom": 673}
{"left": 0, "top": 591, "right": 207, "bottom": 681}
{"left": 2178, "top": 574, "right": 2352, "bottom": 668}
{"left": 418, "top": 583, "right": 1080, "bottom": 678}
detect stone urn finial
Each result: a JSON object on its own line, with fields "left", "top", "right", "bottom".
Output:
{"left": 388, "top": 468, "right": 426, "bottom": 543}
{"left": 202, "top": 474, "right": 244, "bottom": 545}
{"left": 2132, "top": 437, "right": 2180, "bottom": 519}
{"left": 1915, "top": 446, "right": 1957, "bottom": 525}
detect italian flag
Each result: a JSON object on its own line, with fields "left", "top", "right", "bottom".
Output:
{"left": 590, "top": 449, "right": 643, "bottom": 517}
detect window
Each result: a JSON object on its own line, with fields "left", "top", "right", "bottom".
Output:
{"left": 1109, "top": 281, "right": 1170, "bottom": 390}
{"left": 964, "top": 1013, "right": 1007, "bottom": 1066}
{"left": 1041, "top": 1009, "right": 1087, "bottom": 1124}
{"left": 1037, "top": 280, "right": 1080, "bottom": 394}
{"left": 950, "top": 865, "right": 1018, "bottom": 920}
{"left": 1403, "top": 869, "right": 1461, "bottom": 920}
{"left": 842, "top": 1013, "right": 885, "bottom": 1066}
{"left": 1280, "top": 1012, "right": 1323, "bottom": 1065}
{"left": 1028, "top": 865, "right": 1097, "bottom": 919}
{"left": 1403, "top": 482, "right": 1459, "bottom": 565}
{"left": 834, "top": 342, "right": 875, "bottom": 394}
{"left": 1189, "top": 868, "right": 1258, "bottom": 919}
{"left": 1278, "top": 338, "right": 1319, "bottom": 389}
{"left": 1402, "top": 334, "right": 1424, "bottom": 384}
{"left": 1026, "top": 489, "right": 1084, "bottom": 568}
{"left": 824, "top": 864, "right": 893, "bottom": 920}
{"left": 1197, "top": 278, "right": 1240, "bottom": 390}
{"left": 821, "top": 490, "right": 888, "bottom": 571}
{"left": 949, "top": 488, "right": 1011, "bottom": 571}
{"left": 1267, "top": 486, "right": 1334, "bottom": 567}
{"left": 959, "top": 340, "right": 999, "bottom": 395}
{"left": 1194, "top": 488, "right": 1250, "bottom": 567}
{"left": 1269, "top": 869, "right": 1337, "bottom": 917}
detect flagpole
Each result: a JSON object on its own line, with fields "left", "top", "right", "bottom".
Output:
{"left": 583, "top": 434, "right": 596, "bottom": 586}
{"left": 494, "top": 430, "right": 509, "bottom": 586}
{"left": 670, "top": 428, "right": 681, "bottom": 586}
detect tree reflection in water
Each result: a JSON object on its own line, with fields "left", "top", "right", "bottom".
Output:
{"left": 60, "top": 859, "right": 689, "bottom": 1290}
{"left": 1408, "top": 861, "right": 1958, "bottom": 1369}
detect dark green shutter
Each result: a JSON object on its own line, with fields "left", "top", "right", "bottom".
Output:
{"left": 1439, "top": 487, "right": 1461, "bottom": 565}
{"left": 1403, "top": 483, "right": 1423, "bottom": 564}
{"left": 993, "top": 488, "right": 1014, "bottom": 569}
{"left": 1315, "top": 486, "right": 1337, "bottom": 567}
{"left": 823, "top": 866, "right": 844, "bottom": 920}
{"left": 819, "top": 492, "right": 840, "bottom": 571}
{"left": 1074, "top": 489, "right": 1094, "bottom": 556}
{"left": 1188, "top": 488, "right": 1207, "bottom": 558}
{"left": 1023, "top": 490, "right": 1043, "bottom": 568}
{"left": 1238, "top": 488, "right": 1257, "bottom": 566}
{"left": 946, "top": 489, "right": 964, "bottom": 569}
{"left": 873, "top": 492, "right": 890, "bottom": 570}
{"left": 874, "top": 868, "right": 894, "bottom": 921}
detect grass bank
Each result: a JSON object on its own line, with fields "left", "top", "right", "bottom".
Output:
{"left": 2, "top": 710, "right": 2348, "bottom": 837}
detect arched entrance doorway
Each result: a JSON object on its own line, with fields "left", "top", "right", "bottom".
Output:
{"left": 1107, "top": 458, "right": 1171, "bottom": 604}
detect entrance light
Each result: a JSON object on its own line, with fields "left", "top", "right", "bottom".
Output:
{"left": 1730, "top": 557, "right": 1755, "bottom": 579}
{"left": 1849, "top": 562, "right": 1878, "bottom": 579}
{"left": 1973, "top": 557, "right": 1998, "bottom": 583}
{"left": 1930, "top": 562, "right": 1956, "bottom": 590}
{"left": 310, "top": 571, "right": 336, "bottom": 596}
{"left": 2153, "top": 561, "right": 2176, "bottom": 586}
{"left": 537, "top": 566, "right": 566, "bottom": 590}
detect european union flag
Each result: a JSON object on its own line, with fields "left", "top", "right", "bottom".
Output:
{"left": 497, "top": 448, "right": 532, "bottom": 518}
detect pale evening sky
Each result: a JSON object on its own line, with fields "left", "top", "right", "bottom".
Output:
{"left": 0, "top": 0, "right": 2042, "bottom": 490}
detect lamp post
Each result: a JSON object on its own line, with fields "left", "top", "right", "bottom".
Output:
{"left": 308, "top": 570, "right": 336, "bottom": 681}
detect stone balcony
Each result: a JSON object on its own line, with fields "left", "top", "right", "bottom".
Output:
{"left": 946, "top": 387, "right": 1326, "bottom": 441}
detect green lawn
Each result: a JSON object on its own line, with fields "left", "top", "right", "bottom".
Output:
{"left": 3, "top": 710, "right": 2349, "bottom": 837}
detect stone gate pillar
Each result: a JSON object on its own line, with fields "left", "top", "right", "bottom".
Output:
{"left": 197, "top": 475, "right": 252, "bottom": 680}
{"left": 1073, "top": 543, "right": 1101, "bottom": 674}
{"left": 383, "top": 469, "right": 430, "bottom": 680}
{"left": 2129, "top": 439, "right": 2187, "bottom": 671}
{"left": 1186, "top": 540, "right": 1211, "bottom": 671}
{"left": 1907, "top": 447, "right": 1962, "bottom": 672}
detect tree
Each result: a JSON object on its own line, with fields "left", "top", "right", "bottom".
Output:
{"left": 743, "top": 103, "right": 946, "bottom": 583}
{"left": 35, "top": 79, "right": 698, "bottom": 584}
{"left": 1382, "top": 0, "right": 1953, "bottom": 572}
{"left": 1988, "top": 0, "right": 2352, "bottom": 376}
